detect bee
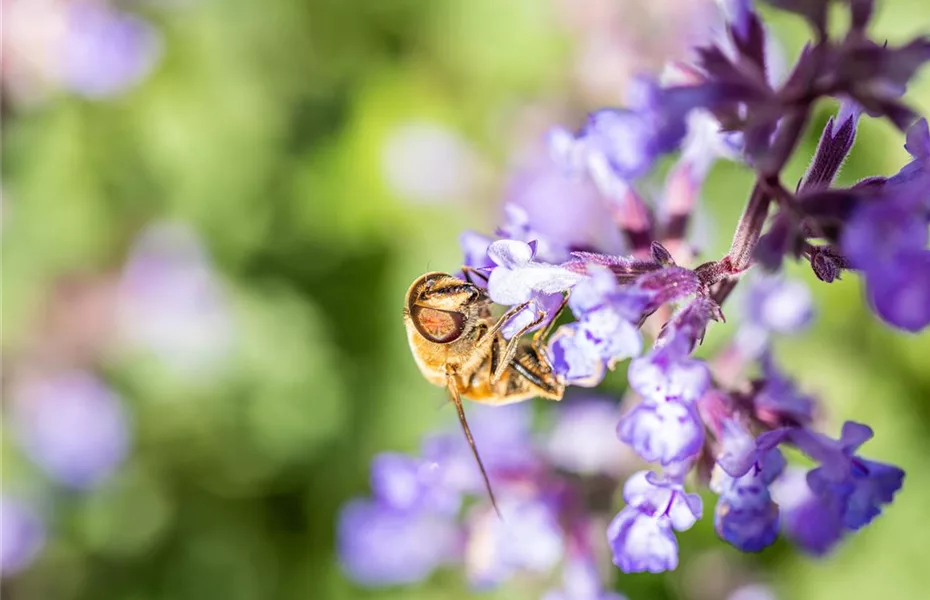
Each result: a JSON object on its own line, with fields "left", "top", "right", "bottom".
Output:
{"left": 403, "top": 270, "right": 566, "bottom": 513}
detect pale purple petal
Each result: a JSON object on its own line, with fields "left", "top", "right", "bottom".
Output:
{"left": 607, "top": 508, "right": 678, "bottom": 573}
{"left": 716, "top": 420, "right": 757, "bottom": 477}
{"left": 488, "top": 239, "right": 535, "bottom": 269}
{"left": 337, "top": 499, "right": 460, "bottom": 586}
{"left": 11, "top": 371, "right": 130, "bottom": 489}
{"left": 0, "top": 497, "right": 45, "bottom": 577}
{"left": 617, "top": 401, "right": 704, "bottom": 465}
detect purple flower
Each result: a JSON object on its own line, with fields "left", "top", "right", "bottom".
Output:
{"left": 542, "top": 557, "right": 627, "bottom": 600}
{"left": 744, "top": 275, "right": 813, "bottom": 334}
{"left": 550, "top": 79, "right": 722, "bottom": 195}
{"left": 118, "top": 221, "right": 234, "bottom": 376}
{"left": 770, "top": 467, "right": 845, "bottom": 555}
{"left": 863, "top": 249, "right": 930, "bottom": 333}
{"left": 627, "top": 338, "right": 710, "bottom": 406}
{"left": 465, "top": 496, "right": 565, "bottom": 588}
{"left": 607, "top": 508, "right": 679, "bottom": 573}
{"left": 545, "top": 396, "right": 627, "bottom": 476}
{"left": 753, "top": 353, "right": 815, "bottom": 427}
{"left": 337, "top": 499, "right": 460, "bottom": 586}
{"left": 618, "top": 400, "right": 705, "bottom": 465}
{"left": 712, "top": 447, "right": 785, "bottom": 552}
{"left": 486, "top": 240, "right": 582, "bottom": 306}
{"left": 420, "top": 402, "right": 538, "bottom": 497}
{"left": 548, "top": 268, "right": 646, "bottom": 386}
{"left": 10, "top": 371, "right": 130, "bottom": 489}
{"left": 715, "top": 419, "right": 757, "bottom": 477}
{"left": 504, "top": 153, "right": 627, "bottom": 261}
{"left": 459, "top": 230, "right": 495, "bottom": 271}
{"left": 0, "top": 496, "right": 46, "bottom": 578}
{"left": 59, "top": 2, "right": 162, "bottom": 98}
{"left": 370, "top": 453, "right": 459, "bottom": 515}
{"left": 888, "top": 117, "right": 930, "bottom": 187}
{"left": 607, "top": 470, "right": 702, "bottom": 573}
{"left": 790, "top": 422, "right": 905, "bottom": 532}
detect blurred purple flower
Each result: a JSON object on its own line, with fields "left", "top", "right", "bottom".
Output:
{"left": 0, "top": 496, "right": 46, "bottom": 578}
{"left": 118, "top": 221, "right": 234, "bottom": 377}
{"left": 59, "top": 1, "right": 162, "bottom": 99}
{"left": 546, "top": 396, "right": 626, "bottom": 476}
{"left": 734, "top": 275, "right": 813, "bottom": 358}
{"left": 770, "top": 466, "right": 845, "bottom": 555}
{"left": 550, "top": 78, "right": 723, "bottom": 196}
{"left": 505, "top": 152, "right": 627, "bottom": 261}
{"left": 10, "top": 371, "right": 130, "bottom": 489}
{"left": 753, "top": 353, "right": 815, "bottom": 427}
{"left": 542, "top": 556, "right": 627, "bottom": 600}
{"left": 465, "top": 496, "right": 565, "bottom": 588}
{"left": 337, "top": 499, "right": 460, "bottom": 586}
{"left": 791, "top": 422, "right": 905, "bottom": 531}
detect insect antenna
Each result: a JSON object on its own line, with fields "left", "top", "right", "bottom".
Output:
{"left": 445, "top": 373, "right": 502, "bottom": 518}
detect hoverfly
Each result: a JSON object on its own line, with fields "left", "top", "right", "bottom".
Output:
{"left": 403, "top": 270, "right": 567, "bottom": 513}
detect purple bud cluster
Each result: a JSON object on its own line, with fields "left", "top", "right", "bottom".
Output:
{"left": 346, "top": 0, "right": 922, "bottom": 592}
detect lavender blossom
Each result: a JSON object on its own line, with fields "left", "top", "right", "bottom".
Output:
{"left": 117, "top": 221, "right": 234, "bottom": 377}
{"left": 545, "top": 396, "right": 627, "bottom": 477}
{"left": 337, "top": 499, "right": 460, "bottom": 586}
{"left": 0, "top": 496, "right": 46, "bottom": 578}
{"left": 608, "top": 470, "right": 702, "bottom": 573}
{"left": 711, "top": 443, "right": 785, "bottom": 552}
{"left": 542, "top": 557, "right": 627, "bottom": 600}
{"left": 10, "top": 371, "right": 130, "bottom": 489}
{"left": 59, "top": 1, "right": 162, "bottom": 99}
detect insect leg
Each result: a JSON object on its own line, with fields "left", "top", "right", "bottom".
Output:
{"left": 477, "top": 301, "right": 531, "bottom": 347}
{"left": 491, "top": 310, "right": 546, "bottom": 383}
{"left": 445, "top": 370, "right": 501, "bottom": 518}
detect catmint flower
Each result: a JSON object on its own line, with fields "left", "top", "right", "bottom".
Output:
{"left": 10, "top": 371, "right": 130, "bottom": 489}
{"left": 545, "top": 396, "right": 627, "bottom": 477}
{"left": 790, "top": 422, "right": 905, "bottom": 531}
{"left": 60, "top": 1, "right": 162, "bottom": 98}
{"left": 550, "top": 78, "right": 722, "bottom": 196}
{"left": 542, "top": 556, "right": 627, "bottom": 600}
{"left": 486, "top": 239, "right": 583, "bottom": 306}
{"left": 459, "top": 230, "right": 496, "bottom": 271}
{"left": 770, "top": 466, "right": 845, "bottom": 555}
{"left": 465, "top": 496, "right": 565, "bottom": 588}
{"left": 607, "top": 470, "right": 702, "bottom": 573}
{"left": 118, "top": 221, "right": 234, "bottom": 376}
{"left": 337, "top": 499, "right": 460, "bottom": 586}
{"left": 548, "top": 268, "right": 646, "bottom": 387}
{"left": 370, "top": 453, "right": 460, "bottom": 515}
{"left": 0, "top": 496, "right": 46, "bottom": 578}
{"left": 734, "top": 274, "right": 813, "bottom": 359}
{"left": 505, "top": 152, "right": 627, "bottom": 260}
{"left": 752, "top": 353, "right": 815, "bottom": 427}
{"left": 712, "top": 443, "right": 785, "bottom": 552}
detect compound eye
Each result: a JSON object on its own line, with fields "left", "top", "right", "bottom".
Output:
{"left": 411, "top": 305, "right": 466, "bottom": 343}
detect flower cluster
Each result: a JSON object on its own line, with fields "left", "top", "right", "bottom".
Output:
{"left": 343, "top": 0, "right": 920, "bottom": 593}
{"left": 338, "top": 397, "right": 630, "bottom": 596}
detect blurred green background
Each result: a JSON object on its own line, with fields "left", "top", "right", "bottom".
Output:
{"left": 2, "top": 1, "right": 929, "bottom": 599}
